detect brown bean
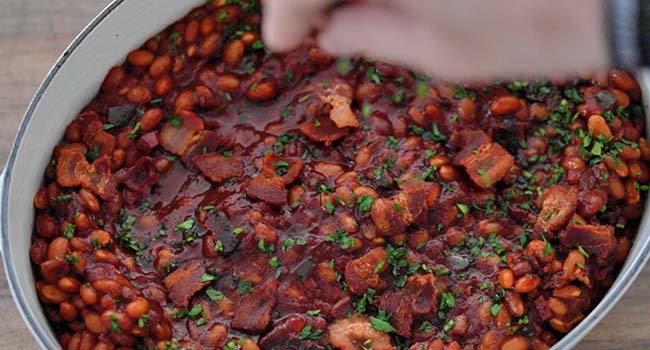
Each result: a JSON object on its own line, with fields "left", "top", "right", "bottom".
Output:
{"left": 174, "top": 90, "right": 194, "bottom": 112}
{"left": 498, "top": 269, "right": 514, "bottom": 289}
{"left": 89, "top": 230, "right": 111, "bottom": 247}
{"left": 33, "top": 187, "right": 49, "bottom": 210}
{"left": 639, "top": 138, "right": 650, "bottom": 160}
{"left": 438, "top": 165, "right": 457, "bottom": 182}
{"left": 79, "top": 331, "right": 97, "bottom": 350}
{"left": 48, "top": 237, "right": 69, "bottom": 260}
{"left": 41, "top": 284, "right": 68, "bottom": 303}
{"left": 490, "top": 96, "right": 521, "bottom": 116}
{"left": 514, "top": 274, "right": 540, "bottom": 293}
{"left": 184, "top": 19, "right": 200, "bottom": 43}
{"left": 608, "top": 176, "right": 626, "bottom": 200}
{"left": 149, "top": 55, "right": 172, "bottom": 78}
{"left": 612, "top": 88, "right": 631, "bottom": 108}
{"left": 58, "top": 276, "right": 81, "bottom": 293}
{"left": 80, "top": 284, "right": 98, "bottom": 305}
{"left": 74, "top": 213, "right": 91, "bottom": 231}
{"left": 30, "top": 240, "right": 48, "bottom": 264}
{"left": 79, "top": 189, "right": 100, "bottom": 213}
{"left": 223, "top": 39, "right": 245, "bottom": 67}
{"left": 125, "top": 297, "right": 150, "bottom": 319}
{"left": 480, "top": 330, "right": 501, "bottom": 350}
{"left": 155, "top": 75, "right": 173, "bottom": 96}
{"left": 126, "top": 86, "right": 152, "bottom": 103}
{"left": 246, "top": 81, "right": 277, "bottom": 101}
{"left": 127, "top": 50, "right": 155, "bottom": 67}
{"left": 603, "top": 155, "right": 629, "bottom": 178}
{"left": 36, "top": 214, "right": 58, "bottom": 238}
{"left": 197, "top": 33, "right": 221, "bottom": 58}
{"left": 587, "top": 114, "right": 613, "bottom": 139}
{"left": 500, "top": 336, "right": 529, "bottom": 350}
{"left": 84, "top": 312, "right": 108, "bottom": 335}
{"left": 60, "top": 302, "right": 78, "bottom": 321}
{"left": 216, "top": 74, "right": 241, "bottom": 91}
{"left": 625, "top": 178, "right": 641, "bottom": 205}
{"left": 140, "top": 108, "right": 164, "bottom": 132}
{"left": 505, "top": 291, "right": 525, "bottom": 317}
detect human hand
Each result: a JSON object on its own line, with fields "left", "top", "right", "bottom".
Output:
{"left": 263, "top": 0, "right": 609, "bottom": 81}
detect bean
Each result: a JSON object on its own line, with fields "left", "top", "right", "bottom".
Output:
{"left": 48, "top": 237, "right": 70, "bottom": 260}
{"left": 612, "top": 88, "right": 631, "bottom": 108}
{"left": 125, "top": 297, "right": 150, "bottom": 319}
{"left": 223, "top": 39, "right": 245, "bottom": 67}
{"left": 140, "top": 108, "right": 164, "bottom": 132}
{"left": 553, "top": 285, "right": 582, "bottom": 299}
{"left": 457, "top": 98, "right": 476, "bottom": 122}
{"left": 89, "top": 230, "right": 111, "bottom": 247}
{"left": 78, "top": 189, "right": 100, "bottom": 213}
{"left": 79, "top": 331, "right": 97, "bottom": 350}
{"left": 621, "top": 145, "right": 642, "bottom": 161}
{"left": 68, "top": 332, "right": 81, "bottom": 350}
{"left": 603, "top": 155, "right": 629, "bottom": 178}
{"left": 198, "top": 33, "right": 221, "bottom": 58}
{"left": 216, "top": 74, "right": 241, "bottom": 91}
{"left": 60, "top": 302, "right": 78, "bottom": 321}
{"left": 101, "top": 66, "right": 124, "bottom": 92}
{"left": 80, "top": 284, "right": 98, "bottom": 305}
{"left": 36, "top": 214, "right": 58, "bottom": 238}
{"left": 94, "top": 250, "right": 119, "bottom": 265}
{"left": 498, "top": 269, "right": 514, "bottom": 289}
{"left": 127, "top": 50, "right": 155, "bottom": 67}
{"left": 480, "top": 329, "right": 501, "bottom": 350}
{"left": 625, "top": 178, "right": 640, "bottom": 204}
{"left": 200, "top": 16, "right": 215, "bottom": 35}
{"left": 438, "top": 165, "right": 457, "bottom": 182}
{"left": 101, "top": 310, "right": 133, "bottom": 332}
{"left": 155, "top": 75, "right": 173, "bottom": 96}
{"left": 246, "top": 81, "right": 277, "bottom": 101}
{"left": 254, "top": 222, "right": 277, "bottom": 243}
{"left": 514, "top": 274, "right": 540, "bottom": 293}
{"left": 549, "top": 318, "right": 571, "bottom": 333}
{"left": 548, "top": 297, "right": 568, "bottom": 315}
{"left": 58, "top": 277, "right": 81, "bottom": 293}
{"left": 33, "top": 187, "right": 49, "bottom": 210}
{"left": 84, "top": 312, "right": 108, "bottom": 335}
{"left": 153, "top": 157, "right": 173, "bottom": 173}
{"left": 41, "top": 284, "right": 68, "bottom": 303}
{"left": 505, "top": 291, "right": 525, "bottom": 317}
{"left": 126, "top": 86, "right": 152, "bottom": 103}
{"left": 74, "top": 213, "right": 91, "bottom": 231}
{"left": 30, "top": 240, "right": 48, "bottom": 264}
{"left": 339, "top": 213, "right": 358, "bottom": 233}
{"left": 174, "top": 90, "right": 194, "bottom": 112}
{"left": 151, "top": 321, "right": 172, "bottom": 340}
{"left": 526, "top": 239, "right": 554, "bottom": 263}
{"left": 628, "top": 161, "right": 648, "bottom": 182}
{"left": 184, "top": 19, "right": 200, "bottom": 43}
{"left": 494, "top": 307, "right": 511, "bottom": 328}
{"left": 203, "top": 324, "right": 228, "bottom": 347}
{"left": 490, "top": 96, "right": 521, "bottom": 116}
{"left": 149, "top": 55, "right": 171, "bottom": 78}
{"left": 610, "top": 69, "right": 637, "bottom": 93}
{"left": 530, "top": 102, "right": 550, "bottom": 120}
{"left": 639, "top": 138, "right": 650, "bottom": 160}
{"left": 608, "top": 176, "right": 626, "bottom": 200}
{"left": 587, "top": 114, "right": 613, "bottom": 139}
{"left": 500, "top": 336, "right": 529, "bottom": 350}
{"left": 41, "top": 259, "right": 69, "bottom": 284}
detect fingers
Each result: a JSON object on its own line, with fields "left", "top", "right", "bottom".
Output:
{"left": 317, "top": 3, "right": 448, "bottom": 77}
{"left": 262, "top": 0, "right": 333, "bottom": 52}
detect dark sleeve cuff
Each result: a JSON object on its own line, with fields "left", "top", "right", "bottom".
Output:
{"left": 606, "top": 0, "right": 650, "bottom": 67}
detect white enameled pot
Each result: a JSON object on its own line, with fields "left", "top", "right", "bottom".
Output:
{"left": 2, "top": 1, "right": 650, "bottom": 349}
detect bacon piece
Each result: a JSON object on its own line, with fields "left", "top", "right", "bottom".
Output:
{"left": 56, "top": 149, "right": 117, "bottom": 200}
{"left": 453, "top": 131, "right": 514, "bottom": 189}
{"left": 370, "top": 198, "right": 407, "bottom": 236}
{"left": 259, "top": 314, "right": 328, "bottom": 350}
{"left": 298, "top": 117, "right": 349, "bottom": 146}
{"left": 192, "top": 153, "right": 243, "bottom": 183}
{"left": 244, "top": 175, "right": 288, "bottom": 206}
{"left": 344, "top": 247, "right": 387, "bottom": 295}
{"left": 394, "top": 181, "right": 428, "bottom": 224}
{"left": 82, "top": 117, "right": 116, "bottom": 157}
{"left": 535, "top": 185, "right": 578, "bottom": 233}
{"left": 57, "top": 148, "right": 90, "bottom": 187}
{"left": 232, "top": 280, "right": 278, "bottom": 332}
{"left": 328, "top": 317, "right": 395, "bottom": 350}
{"left": 377, "top": 292, "right": 413, "bottom": 337}
{"left": 560, "top": 223, "right": 615, "bottom": 258}
{"left": 182, "top": 130, "right": 234, "bottom": 167}
{"left": 261, "top": 151, "right": 304, "bottom": 184}
{"left": 401, "top": 274, "right": 440, "bottom": 315}
{"left": 83, "top": 156, "right": 118, "bottom": 200}
{"left": 119, "top": 157, "right": 160, "bottom": 194}
{"left": 159, "top": 111, "right": 205, "bottom": 156}
{"left": 163, "top": 261, "right": 209, "bottom": 308}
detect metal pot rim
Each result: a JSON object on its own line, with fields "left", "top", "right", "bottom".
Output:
{"left": 2, "top": 1, "right": 650, "bottom": 349}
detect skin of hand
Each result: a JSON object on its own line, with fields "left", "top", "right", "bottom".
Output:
{"left": 263, "top": 0, "right": 609, "bottom": 81}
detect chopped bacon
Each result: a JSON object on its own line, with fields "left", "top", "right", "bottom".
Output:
{"left": 560, "top": 223, "right": 615, "bottom": 258}
{"left": 163, "top": 261, "right": 209, "bottom": 308}
{"left": 232, "top": 280, "right": 278, "bottom": 332}
{"left": 321, "top": 86, "right": 359, "bottom": 129}
{"left": 56, "top": 149, "right": 117, "bottom": 200}
{"left": 259, "top": 314, "right": 328, "bottom": 350}
{"left": 82, "top": 117, "right": 116, "bottom": 157}
{"left": 328, "top": 317, "right": 395, "bottom": 350}
{"left": 298, "top": 117, "right": 349, "bottom": 146}
{"left": 244, "top": 175, "right": 288, "bottom": 206}
{"left": 57, "top": 148, "right": 89, "bottom": 187}
{"left": 377, "top": 292, "right": 413, "bottom": 337}
{"left": 401, "top": 274, "right": 440, "bottom": 315}
{"left": 159, "top": 111, "right": 205, "bottom": 156}
{"left": 453, "top": 131, "right": 514, "bottom": 189}
{"left": 182, "top": 130, "right": 234, "bottom": 167}
{"left": 261, "top": 151, "right": 304, "bottom": 184}
{"left": 344, "top": 247, "right": 387, "bottom": 295}
{"left": 192, "top": 153, "right": 243, "bottom": 183}
{"left": 370, "top": 198, "right": 407, "bottom": 236}
{"left": 394, "top": 181, "right": 428, "bottom": 225}
{"left": 535, "top": 185, "right": 579, "bottom": 233}
{"left": 119, "top": 157, "right": 160, "bottom": 194}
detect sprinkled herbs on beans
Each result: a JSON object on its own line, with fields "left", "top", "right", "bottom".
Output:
{"left": 30, "top": 2, "right": 647, "bottom": 350}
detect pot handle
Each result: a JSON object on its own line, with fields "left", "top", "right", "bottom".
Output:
{"left": 0, "top": 167, "right": 6, "bottom": 256}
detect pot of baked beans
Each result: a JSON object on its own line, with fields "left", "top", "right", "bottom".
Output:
{"left": 2, "top": 1, "right": 650, "bottom": 349}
